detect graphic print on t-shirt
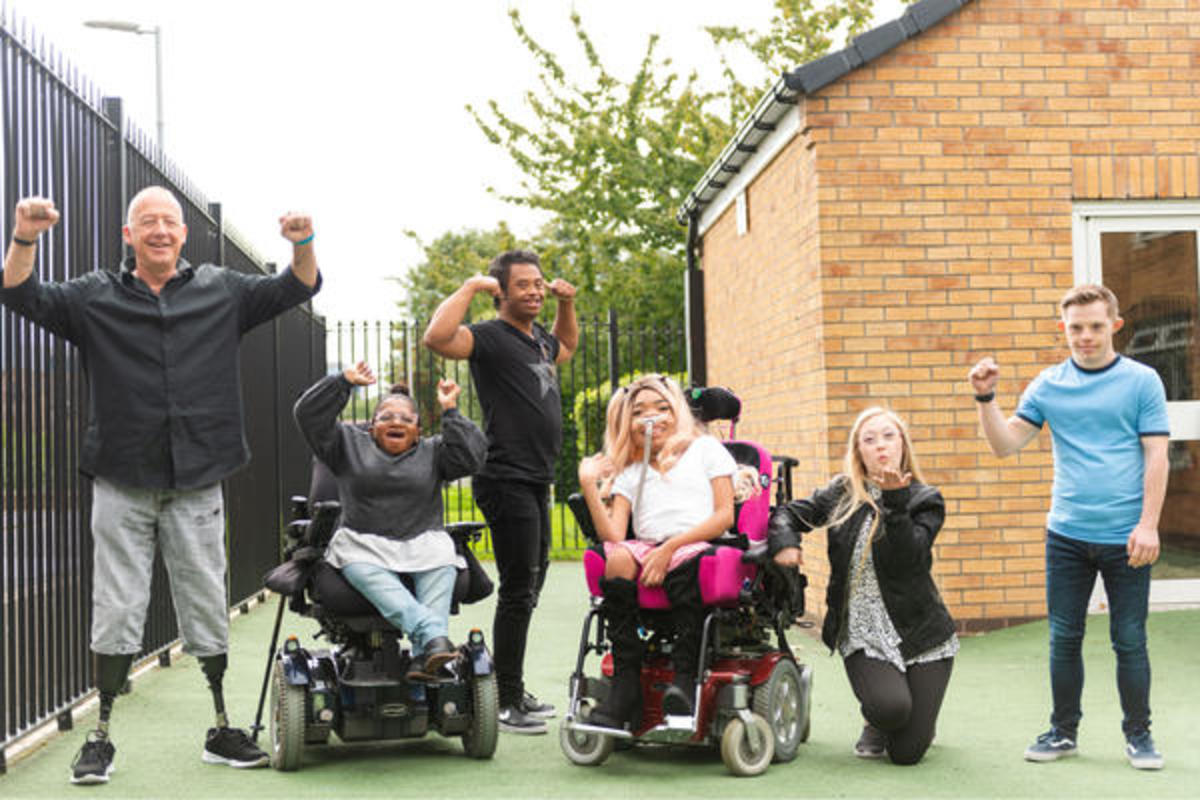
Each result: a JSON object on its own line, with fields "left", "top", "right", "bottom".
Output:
{"left": 529, "top": 361, "right": 559, "bottom": 399}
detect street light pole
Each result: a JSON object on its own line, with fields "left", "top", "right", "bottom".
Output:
{"left": 83, "top": 20, "right": 164, "bottom": 148}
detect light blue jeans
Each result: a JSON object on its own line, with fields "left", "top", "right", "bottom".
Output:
{"left": 339, "top": 562, "right": 456, "bottom": 654}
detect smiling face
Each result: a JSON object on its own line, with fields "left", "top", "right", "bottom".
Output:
{"left": 369, "top": 396, "right": 420, "bottom": 456}
{"left": 1060, "top": 299, "right": 1122, "bottom": 369}
{"left": 123, "top": 188, "right": 187, "bottom": 275}
{"left": 498, "top": 262, "right": 546, "bottom": 323}
{"left": 856, "top": 413, "right": 905, "bottom": 479}
{"left": 629, "top": 387, "right": 675, "bottom": 456}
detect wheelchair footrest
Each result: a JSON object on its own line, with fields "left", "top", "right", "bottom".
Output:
{"left": 562, "top": 719, "right": 634, "bottom": 739}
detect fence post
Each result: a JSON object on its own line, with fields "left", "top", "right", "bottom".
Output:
{"left": 208, "top": 201, "right": 224, "bottom": 266}
{"left": 100, "top": 97, "right": 127, "bottom": 267}
{"left": 607, "top": 308, "right": 619, "bottom": 392}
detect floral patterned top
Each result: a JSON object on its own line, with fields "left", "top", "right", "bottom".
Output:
{"left": 838, "top": 487, "right": 959, "bottom": 671}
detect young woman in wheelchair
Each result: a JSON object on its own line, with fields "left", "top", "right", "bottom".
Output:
{"left": 768, "top": 407, "right": 956, "bottom": 765}
{"left": 576, "top": 374, "right": 737, "bottom": 730}
{"left": 294, "top": 361, "right": 487, "bottom": 681}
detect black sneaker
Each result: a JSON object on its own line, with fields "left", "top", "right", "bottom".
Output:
{"left": 854, "top": 724, "right": 887, "bottom": 759}
{"left": 70, "top": 732, "right": 115, "bottom": 785}
{"left": 520, "top": 690, "right": 556, "bottom": 719}
{"left": 498, "top": 704, "right": 548, "bottom": 735}
{"left": 406, "top": 637, "right": 457, "bottom": 682}
{"left": 202, "top": 726, "right": 269, "bottom": 768}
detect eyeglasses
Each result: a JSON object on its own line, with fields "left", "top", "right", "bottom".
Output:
{"left": 374, "top": 411, "right": 418, "bottom": 425}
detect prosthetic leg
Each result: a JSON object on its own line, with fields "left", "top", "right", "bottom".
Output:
{"left": 589, "top": 577, "right": 643, "bottom": 730}
{"left": 69, "top": 653, "right": 132, "bottom": 784}
{"left": 199, "top": 653, "right": 268, "bottom": 768}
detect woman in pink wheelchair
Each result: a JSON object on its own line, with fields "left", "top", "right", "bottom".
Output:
{"left": 769, "top": 407, "right": 957, "bottom": 765}
{"left": 576, "top": 374, "right": 736, "bottom": 730}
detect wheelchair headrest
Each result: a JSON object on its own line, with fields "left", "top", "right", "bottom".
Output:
{"left": 688, "top": 386, "right": 741, "bottom": 423}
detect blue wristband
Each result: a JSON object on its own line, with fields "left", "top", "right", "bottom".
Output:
{"left": 294, "top": 233, "right": 314, "bottom": 246}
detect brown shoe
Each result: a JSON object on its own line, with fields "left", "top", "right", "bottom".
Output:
{"left": 406, "top": 637, "right": 456, "bottom": 682}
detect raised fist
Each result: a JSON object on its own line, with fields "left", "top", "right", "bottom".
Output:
{"left": 278, "top": 212, "right": 313, "bottom": 243}
{"left": 14, "top": 197, "right": 60, "bottom": 239}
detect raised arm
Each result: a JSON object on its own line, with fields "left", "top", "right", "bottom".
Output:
{"left": 278, "top": 212, "right": 319, "bottom": 288}
{"left": 293, "top": 362, "right": 373, "bottom": 467}
{"left": 3, "top": 197, "right": 59, "bottom": 288}
{"left": 548, "top": 278, "right": 578, "bottom": 364}
{"left": 969, "top": 357, "right": 1040, "bottom": 457}
{"left": 422, "top": 275, "right": 501, "bottom": 360}
{"left": 433, "top": 378, "right": 488, "bottom": 480}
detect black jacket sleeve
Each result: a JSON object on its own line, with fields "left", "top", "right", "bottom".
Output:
{"left": 875, "top": 483, "right": 945, "bottom": 572}
{"left": 293, "top": 374, "right": 352, "bottom": 470}
{"left": 767, "top": 477, "right": 845, "bottom": 556}
{"left": 433, "top": 408, "right": 488, "bottom": 482}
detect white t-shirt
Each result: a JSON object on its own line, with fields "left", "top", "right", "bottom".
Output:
{"left": 611, "top": 435, "right": 737, "bottom": 543}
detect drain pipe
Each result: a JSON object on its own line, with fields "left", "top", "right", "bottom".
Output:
{"left": 684, "top": 211, "right": 706, "bottom": 386}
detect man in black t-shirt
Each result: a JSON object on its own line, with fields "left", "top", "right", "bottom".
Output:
{"left": 423, "top": 250, "right": 577, "bottom": 734}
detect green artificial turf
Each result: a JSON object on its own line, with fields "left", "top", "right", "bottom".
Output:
{"left": 3, "top": 564, "right": 1197, "bottom": 799}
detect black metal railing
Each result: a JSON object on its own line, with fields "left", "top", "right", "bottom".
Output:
{"left": 0, "top": 7, "right": 326, "bottom": 763}
{"left": 326, "top": 313, "right": 688, "bottom": 556}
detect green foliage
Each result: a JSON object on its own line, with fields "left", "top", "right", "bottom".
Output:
{"left": 457, "top": 2, "right": 914, "bottom": 328}
{"left": 399, "top": 224, "right": 528, "bottom": 323}
{"left": 572, "top": 370, "right": 687, "bottom": 462}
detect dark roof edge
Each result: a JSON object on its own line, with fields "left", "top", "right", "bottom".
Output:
{"left": 678, "top": 0, "right": 975, "bottom": 226}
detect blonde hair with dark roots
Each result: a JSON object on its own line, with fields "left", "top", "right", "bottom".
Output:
{"left": 606, "top": 375, "right": 699, "bottom": 478}
{"left": 1060, "top": 284, "right": 1119, "bottom": 319}
{"left": 830, "top": 407, "right": 924, "bottom": 550}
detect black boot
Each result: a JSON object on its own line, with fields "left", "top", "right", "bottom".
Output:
{"left": 589, "top": 577, "right": 642, "bottom": 731}
{"left": 663, "top": 561, "right": 704, "bottom": 716}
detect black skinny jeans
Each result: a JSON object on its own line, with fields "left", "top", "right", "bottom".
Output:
{"left": 473, "top": 476, "right": 552, "bottom": 708}
{"left": 843, "top": 650, "right": 953, "bottom": 765}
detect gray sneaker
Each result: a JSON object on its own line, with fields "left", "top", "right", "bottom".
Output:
{"left": 498, "top": 704, "right": 548, "bottom": 735}
{"left": 1125, "top": 732, "right": 1164, "bottom": 770}
{"left": 1024, "top": 728, "right": 1078, "bottom": 762}
{"left": 70, "top": 733, "right": 115, "bottom": 785}
{"left": 854, "top": 724, "right": 886, "bottom": 759}
{"left": 520, "top": 690, "right": 556, "bottom": 719}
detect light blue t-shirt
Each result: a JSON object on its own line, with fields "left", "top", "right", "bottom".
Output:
{"left": 1016, "top": 355, "right": 1169, "bottom": 545}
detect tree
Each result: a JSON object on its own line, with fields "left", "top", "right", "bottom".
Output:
{"left": 466, "top": 2, "right": 913, "bottom": 327}
{"left": 398, "top": 223, "right": 527, "bottom": 323}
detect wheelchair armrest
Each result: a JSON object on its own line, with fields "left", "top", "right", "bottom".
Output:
{"left": 567, "top": 493, "right": 601, "bottom": 544}
{"left": 741, "top": 541, "right": 770, "bottom": 565}
{"left": 446, "top": 521, "right": 487, "bottom": 543}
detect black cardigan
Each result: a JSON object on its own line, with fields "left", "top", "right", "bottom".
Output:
{"left": 767, "top": 477, "right": 956, "bottom": 659}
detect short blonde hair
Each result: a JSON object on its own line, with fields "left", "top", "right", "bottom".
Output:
{"left": 1060, "top": 284, "right": 1119, "bottom": 319}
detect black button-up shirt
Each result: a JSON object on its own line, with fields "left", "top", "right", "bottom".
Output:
{"left": 0, "top": 257, "right": 320, "bottom": 489}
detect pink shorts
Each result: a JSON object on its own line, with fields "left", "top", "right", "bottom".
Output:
{"left": 603, "top": 539, "right": 710, "bottom": 574}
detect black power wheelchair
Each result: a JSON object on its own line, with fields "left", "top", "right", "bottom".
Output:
{"left": 251, "top": 467, "right": 498, "bottom": 770}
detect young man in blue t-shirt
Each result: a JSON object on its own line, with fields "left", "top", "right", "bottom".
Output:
{"left": 968, "top": 284, "right": 1169, "bottom": 771}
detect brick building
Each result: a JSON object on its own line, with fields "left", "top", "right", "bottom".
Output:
{"left": 679, "top": 0, "right": 1200, "bottom": 631}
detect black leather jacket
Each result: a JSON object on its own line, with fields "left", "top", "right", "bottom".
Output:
{"left": 768, "top": 477, "right": 955, "bottom": 659}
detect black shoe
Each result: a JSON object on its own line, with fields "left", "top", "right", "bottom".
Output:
{"left": 520, "top": 690, "right": 557, "bottom": 719}
{"left": 406, "top": 636, "right": 457, "bottom": 682}
{"left": 854, "top": 724, "right": 887, "bottom": 759}
{"left": 202, "top": 726, "right": 268, "bottom": 768}
{"left": 70, "top": 732, "right": 115, "bottom": 785}
{"left": 498, "top": 704, "right": 548, "bottom": 735}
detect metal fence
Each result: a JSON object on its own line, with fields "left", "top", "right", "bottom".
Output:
{"left": 327, "top": 312, "right": 688, "bottom": 554}
{"left": 0, "top": 7, "right": 326, "bottom": 765}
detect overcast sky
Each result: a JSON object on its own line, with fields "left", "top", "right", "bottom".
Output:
{"left": 18, "top": 0, "right": 905, "bottom": 321}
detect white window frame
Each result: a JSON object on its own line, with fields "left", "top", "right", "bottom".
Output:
{"left": 1073, "top": 200, "right": 1200, "bottom": 439}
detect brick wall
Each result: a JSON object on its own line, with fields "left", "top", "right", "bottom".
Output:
{"left": 700, "top": 0, "right": 1200, "bottom": 630}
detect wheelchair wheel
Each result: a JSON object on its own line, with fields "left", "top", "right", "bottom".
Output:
{"left": 462, "top": 672, "right": 499, "bottom": 759}
{"left": 559, "top": 702, "right": 616, "bottom": 767}
{"left": 798, "top": 663, "right": 813, "bottom": 743}
{"left": 269, "top": 659, "right": 306, "bottom": 771}
{"left": 752, "top": 658, "right": 804, "bottom": 762}
{"left": 720, "top": 714, "right": 775, "bottom": 777}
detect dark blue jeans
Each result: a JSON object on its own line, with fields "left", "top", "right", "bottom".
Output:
{"left": 1045, "top": 530, "right": 1152, "bottom": 738}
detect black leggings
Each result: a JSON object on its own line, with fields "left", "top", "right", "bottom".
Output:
{"left": 842, "top": 650, "right": 953, "bottom": 765}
